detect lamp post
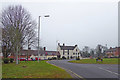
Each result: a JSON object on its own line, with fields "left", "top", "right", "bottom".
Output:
{"left": 38, "top": 15, "right": 50, "bottom": 62}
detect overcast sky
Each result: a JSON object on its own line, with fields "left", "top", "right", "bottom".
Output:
{"left": 0, "top": 0, "right": 119, "bottom": 51}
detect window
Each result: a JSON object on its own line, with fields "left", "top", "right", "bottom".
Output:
{"left": 64, "top": 50, "right": 67, "bottom": 53}
{"left": 67, "top": 56, "right": 69, "bottom": 59}
{"left": 68, "top": 50, "right": 69, "bottom": 55}
{"left": 76, "top": 49, "right": 77, "bottom": 51}
{"left": 63, "top": 50, "right": 64, "bottom": 55}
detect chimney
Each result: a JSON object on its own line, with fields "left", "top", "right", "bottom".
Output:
{"left": 110, "top": 47, "right": 112, "bottom": 49}
{"left": 75, "top": 45, "right": 77, "bottom": 47}
{"left": 28, "top": 47, "right": 31, "bottom": 50}
{"left": 58, "top": 43, "right": 60, "bottom": 46}
{"left": 63, "top": 43, "right": 65, "bottom": 46}
{"left": 44, "top": 47, "right": 46, "bottom": 51}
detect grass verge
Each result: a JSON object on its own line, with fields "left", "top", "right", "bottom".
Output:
{"left": 2, "top": 60, "right": 72, "bottom": 78}
{"left": 69, "top": 58, "right": 119, "bottom": 64}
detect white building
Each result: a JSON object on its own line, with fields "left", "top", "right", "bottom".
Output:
{"left": 57, "top": 43, "right": 81, "bottom": 59}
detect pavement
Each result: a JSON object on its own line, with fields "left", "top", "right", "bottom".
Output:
{"left": 47, "top": 59, "right": 119, "bottom": 79}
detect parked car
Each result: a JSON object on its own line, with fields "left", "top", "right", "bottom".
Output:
{"left": 18, "top": 58, "right": 27, "bottom": 61}
{"left": 31, "top": 58, "right": 36, "bottom": 61}
{"left": 35, "top": 57, "right": 41, "bottom": 60}
{"left": 27, "top": 58, "right": 32, "bottom": 61}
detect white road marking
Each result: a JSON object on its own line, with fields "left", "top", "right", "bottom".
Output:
{"left": 98, "top": 67, "right": 119, "bottom": 76}
{"left": 47, "top": 61, "right": 85, "bottom": 80}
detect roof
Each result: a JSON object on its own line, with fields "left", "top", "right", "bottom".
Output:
{"left": 60, "top": 46, "right": 76, "bottom": 50}
{"left": 105, "top": 47, "right": 120, "bottom": 52}
{"left": 45, "top": 51, "right": 60, "bottom": 56}
{"left": 106, "top": 48, "right": 116, "bottom": 52}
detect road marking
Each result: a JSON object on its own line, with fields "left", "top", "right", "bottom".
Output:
{"left": 67, "top": 70, "right": 86, "bottom": 80}
{"left": 46, "top": 61, "right": 86, "bottom": 80}
{"left": 98, "top": 67, "right": 119, "bottom": 76}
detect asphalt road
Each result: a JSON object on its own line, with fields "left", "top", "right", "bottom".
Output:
{"left": 47, "top": 60, "right": 119, "bottom": 78}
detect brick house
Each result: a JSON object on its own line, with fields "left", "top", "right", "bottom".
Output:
{"left": 8, "top": 49, "right": 60, "bottom": 60}
{"left": 105, "top": 47, "right": 120, "bottom": 57}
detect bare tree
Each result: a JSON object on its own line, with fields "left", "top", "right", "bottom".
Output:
{"left": 95, "top": 44, "right": 108, "bottom": 58}
{"left": 1, "top": 5, "right": 37, "bottom": 64}
{"left": 90, "top": 49, "right": 95, "bottom": 58}
{"left": 82, "top": 46, "right": 90, "bottom": 57}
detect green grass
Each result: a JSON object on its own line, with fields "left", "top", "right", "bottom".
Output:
{"left": 2, "top": 60, "right": 72, "bottom": 78}
{"left": 69, "top": 58, "right": 119, "bottom": 64}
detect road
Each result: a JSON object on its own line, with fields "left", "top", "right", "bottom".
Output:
{"left": 47, "top": 60, "right": 119, "bottom": 79}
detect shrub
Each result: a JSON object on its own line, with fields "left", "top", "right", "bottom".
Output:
{"left": 57, "top": 58, "right": 62, "bottom": 60}
{"left": 10, "top": 58, "right": 14, "bottom": 63}
{"left": 52, "top": 57, "right": 57, "bottom": 60}
{"left": 76, "top": 57, "right": 80, "bottom": 60}
{"left": 48, "top": 58, "right": 52, "bottom": 60}
{"left": 62, "top": 56, "right": 66, "bottom": 59}
{"left": 70, "top": 56, "right": 73, "bottom": 59}
{"left": 104, "top": 56, "right": 108, "bottom": 58}
{"left": 97, "top": 57, "right": 101, "bottom": 59}
{"left": 3, "top": 58, "right": 9, "bottom": 64}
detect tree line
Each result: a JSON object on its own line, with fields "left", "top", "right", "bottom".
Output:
{"left": 81, "top": 44, "right": 108, "bottom": 58}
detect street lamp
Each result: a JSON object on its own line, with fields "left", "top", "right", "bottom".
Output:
{"left": 38, "top": 15, "right": 50, "bottom": 62}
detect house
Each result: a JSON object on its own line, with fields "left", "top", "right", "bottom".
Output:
{"left": 57, "top": 43, "right": 81, "bottom": 59}
{"left": 29, "top": 47, "right": 60, "bottom": 60}
{"left": 42, "top": 51, "right": 60, "bottom": 59}
{"left": 105, "top": 47, "right": 120, "bottom": 57}
{"left": 8, "top": 47, "right": 60, "bottom": 60}
{"left": 8, "top": 49, "right": 38, "bottom": 59}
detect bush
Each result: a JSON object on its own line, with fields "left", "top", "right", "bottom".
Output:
{"left": 48, "top": 58, "right": 52, "bottom": 60}
{"left": 3, "top": 58, "right": 9, "bottom": 64}
{"left": 70, "top": 56, "right": 73, "bottom": 59}
{"left": 59, "top": 58, "right": 63, "bottom": 60}
{"left": 10, "top": 58, "right": 14, "bottom": 63}
{"left": 62, "top": 56, "right": 66, "bottom": 59}
{"left": 104, "top": 56, "right": 108, "bottom": 58}
{"left": 76, "top": 57, "right": 80, "bottom": 60}
{"left": 97, "top": 57, "right": 101, "bottom": 59}
{"left": 52, "top": 57, "right": 57, "bottom": 60}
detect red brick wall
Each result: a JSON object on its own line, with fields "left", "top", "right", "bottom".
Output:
{"left": 115, "top": 47, "right": 120, "bottom": 56}
{"left": 106, "top": 47, "right": 120, "bottom": 57}
{"left": 8, "top": 55, "right": 31, "bottom": 59}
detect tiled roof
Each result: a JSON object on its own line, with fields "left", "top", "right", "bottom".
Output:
{"left": 105, "top": 47, "right": 120, "bottom": 52}
{"left": 45, "top": 51, "right": 60, "bottom": 56}
{"left": 106, "top": 48, "right": 116, "bottom": 52}
{"left": 60, "top": 46, "right": 76, "bottom": 50}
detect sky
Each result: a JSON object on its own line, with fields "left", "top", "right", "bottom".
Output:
{"left": 0, "top": 0, "right": 119, "bottom": 51}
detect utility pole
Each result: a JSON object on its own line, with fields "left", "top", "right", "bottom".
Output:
{"left": 38, "top": 16, "right": 40, "bottom": 62}
{"left": 38, "top": 15, "right": 50, "bottom": 62}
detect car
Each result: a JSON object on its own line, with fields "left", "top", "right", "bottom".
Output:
{"left": 27, "top": 58, "right": 32, "bottom": 61}
{"left": 35, "top": 57, "right": 41, "bottom": 60}
{"left": 18, "top": 58, "right": 27, "bottom": 61}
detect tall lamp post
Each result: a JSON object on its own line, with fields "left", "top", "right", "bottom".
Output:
{"left": 38, "top": 15, "right": 50, "bottom": 62}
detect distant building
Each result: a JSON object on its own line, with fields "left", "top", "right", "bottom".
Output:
{"left": 105, "top": 47, "right": 120, "bottom": 57}
{"left": 8, "top": 48, "right": 60, "bottom": 60}
{"left": 57, "top": 43, "right": 81, "bottom": 59}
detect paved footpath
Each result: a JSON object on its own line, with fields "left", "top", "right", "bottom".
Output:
{"left": 47, "top": 60, "right": 119, "bottom": 79}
